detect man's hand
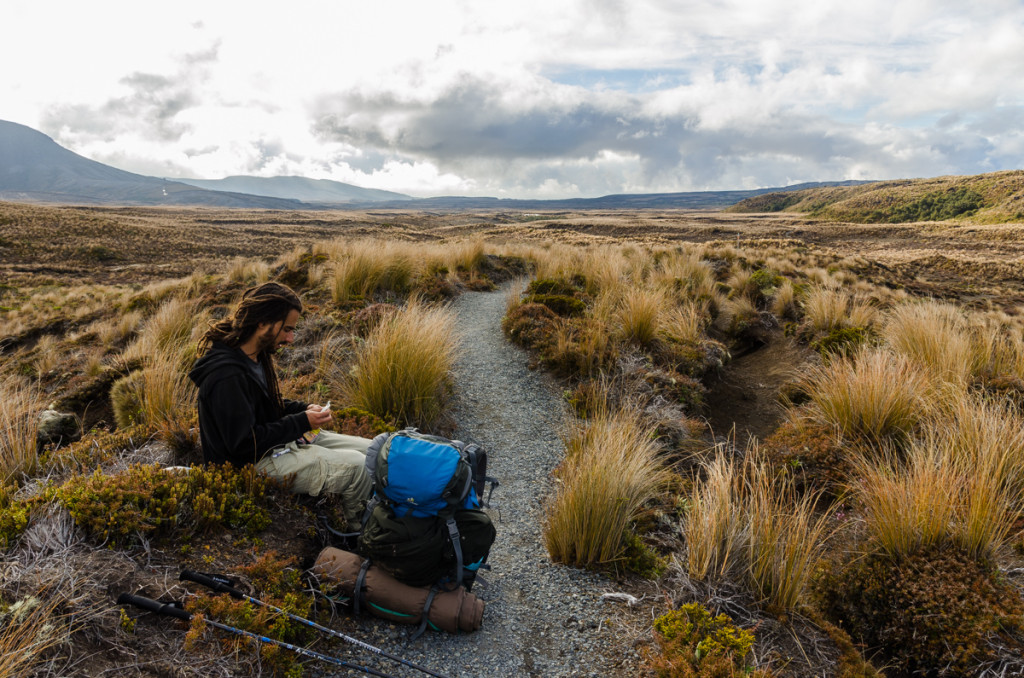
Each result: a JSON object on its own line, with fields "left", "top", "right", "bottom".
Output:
{"left": 306, "top": 403, "right": 332, "bottom": 428}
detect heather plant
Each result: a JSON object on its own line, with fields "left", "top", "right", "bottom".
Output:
{"left": 340, "top": 299, "right": 458, "bottom": 428}
{"left": 57, "top": 463, "right": 278, "bottom": 547}
{"left": 647, "top": 603, "right": 770, "bottom": 678}
{"left": 544, "top": 407, "right": 666, "bottom": 567}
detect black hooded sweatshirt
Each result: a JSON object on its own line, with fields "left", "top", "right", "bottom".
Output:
{"left": 188, "top": 342, "right": 310, "bottom": 467}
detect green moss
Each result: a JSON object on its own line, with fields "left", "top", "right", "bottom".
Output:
{"left": 621, "top": 531, "right": 668, "bottom": 579}
{"left": 809, "top": 326, "right": 868, "bottom": 357}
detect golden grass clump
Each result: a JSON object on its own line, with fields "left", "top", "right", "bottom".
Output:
{"left": 328, "top": 240, "right": 418, "bottom": 304}
{"left": 771, "top": 278, "right": 799, "bottom": 320}
{"left": 683, "top": 452, "right": 833, "bottom": 611}
{"left": 615, "top": 286, "right": 667, "bottom": 347}
{"left": 544, "top": 407, "right": 666, "bottom": 567}
{"left": 660, "top": 302, "right": 705, "bottom": 347}
{"left": 0, "top": 378, "right": 46, "bottom": 482}
{"left": 882, "top": 299, "right": 974, "bottom": 386}
{"left": 684, "top": 454, "right": 742, "bottom": 581}
{"left": 124, "top": 296, "right": 203, "bottom": 366}
{"left": 340, "top": 299, "right": 458, "bottom": 428}
{"left": 802, "top": 287, "right": 852, "bottom": 334}
{"left": 226, "top": 256, "right": 271, "bottom": 284}
{"left": 853, "top": 436, "right": 1018, "bottom": 563}
{"left": 801, "top": 347, "right": 931, "bottom": 444}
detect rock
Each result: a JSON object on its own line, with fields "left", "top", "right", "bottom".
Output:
{"left": 37, "top": 409, "right": 81, "bottom": 447}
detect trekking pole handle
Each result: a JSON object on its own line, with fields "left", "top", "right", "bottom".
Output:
{"left": 180, "top": 569, "right": 245, "bottom": 599}
{"left": 117, "top": 593, "right": 192, "bottom": 621}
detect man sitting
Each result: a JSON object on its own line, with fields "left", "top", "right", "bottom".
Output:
{"left": 189, "top": 281, "right": 370, "bottom": 530}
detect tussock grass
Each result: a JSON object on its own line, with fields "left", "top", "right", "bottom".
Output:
{"left": 802, "top": 347, "right": 931, "bottom": 444}
{"left": 883, "top": 300, "right": 974, "bottom": 386}
{"left": 683, "top": 452, "right": 833, "bottom": 610}
{"left": 328, "top": 240, "right": 418, "bottom": 304}
{"left": 660, "top": 302, "right": 705, "bottom": 347}
{"left": 124, "top": 297, "right": 203, "bottom": 366}
{"left": 340, "top": 299, "right": 458, "bottom": 428}
{"left": 743, "top": 460, "right": 834, "bottom": 610}
{"left": 684, "top": 454, "right": 743, "bottom": 580}
{"left": 771, "top": 278, "right": 799, "bottom": 319}
{"left": 544, "top": 407, "right": 666, "bottom": 566}
{"left": 0, "top": 378, "right": 45, "bottom": 482}
{"left": 226, "top": 256, "right": 271, "bottom": 284}
{"left": 615, "top": 286, "right": 667, "bottom": 346}
{"left": 803, "top": 288, "right": 851, "bottom": 333}
{"left": 853, "top": 438, "right": 1017, "bottom": 562}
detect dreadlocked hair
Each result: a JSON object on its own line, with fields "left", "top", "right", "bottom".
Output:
{"left": 199, "top": 282, "right": 302, "bottom": 414}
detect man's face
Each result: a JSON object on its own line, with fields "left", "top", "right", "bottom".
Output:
{"left": 255, "top": 309, "right": 300, "bottom": 354}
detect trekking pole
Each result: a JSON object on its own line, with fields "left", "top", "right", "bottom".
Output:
{"left": 116, "top": 593, "right": 398, "bottom": 678}
{"left": 180, "top": 569, "right": 451, "bottom": 678}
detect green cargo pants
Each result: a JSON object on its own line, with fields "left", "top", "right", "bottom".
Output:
{"left": 256, "top": 431, "right": 373, "bottom": 531}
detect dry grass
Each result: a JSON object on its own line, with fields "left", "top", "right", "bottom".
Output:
{"left": 683, "top": 451, "right": 834, "bottom": 610}
{"left": 882, "top": 299, "right": 975, "bottom": 386}
{"left": 802, "top": 347, "right": 931, "bottom": 444}
{"left": 544, "top": 407, "right": 666, "bottom": 566}
{"left": 0, "top": 378, "right": 46, "bottom": 482}
{"left": 660, "top": 302, "right": 705, "bottom": 347}
{"left": 0, "top": 595, "right": 66, "bottom": 677}
{"left": 802, "top": 287, "right": 852, "bottom": 333}
{"left": 326, "top": 239, "right": 418, "bottom": 304}
{"left": 226, "top": 256, "right": 272, "bottom": 284}
{"left": 339, "top": 299, "right": 458, "bottom": 428}
{"left": 615, "top": 286, "right": 667, "bottom": 347}
{"left": 684, "top": 453, "right": 743, "bottom": 581}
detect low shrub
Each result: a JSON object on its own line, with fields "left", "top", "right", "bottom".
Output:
{"left": 760, "top": 418, "right": 850, "bottom": 499}
{"left": 0, "top": 485, "right": 31, "bottom": 548}
{"left": 541, "top": 318, "right": 617, "bottom": 378}
{"left": 183, "top": 552, "right": 312, "bottom": 676}
{"left": 643, "top": 368, "right": 706, "bottom": 414}
{"left": 646, "top": 603, "right": 770, "bottom": 678}
{"left": 57, "top": 463, "right": 280, "bottom": 547}
{"left": 809, "top": 326, "right": 869, "bottom": 358}
{"left": 502, "top": 302, "right": 559, "bottom": 350}
{"left": 330, "top": 406, "right": 396, "bottom": 438}
{"left": 621, "top": 530, "right": 669, "bottom": 579}
{"left": 525, "top": 293, "right": 586, "bottom": 317}
{"left": 814, "top": 544, "right": 1024, "bottom": 676}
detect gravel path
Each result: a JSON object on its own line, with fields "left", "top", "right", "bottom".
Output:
{"left": 328, "top": 287, "right": 637, "bottom": 677}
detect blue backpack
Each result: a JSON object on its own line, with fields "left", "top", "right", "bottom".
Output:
{"left": 359, "top": 430, "right": 498, "bottom": 590}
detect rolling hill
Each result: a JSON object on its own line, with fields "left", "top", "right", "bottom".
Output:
{"left": 176, "top": 175, "right": 411, "bottom": 204}
{"left": 727, "top": 171, "right": 1024, "bottom": 223}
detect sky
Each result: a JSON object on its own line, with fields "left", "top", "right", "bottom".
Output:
{"left": 3, "top": 0, "right": 1023, "bottom": 198}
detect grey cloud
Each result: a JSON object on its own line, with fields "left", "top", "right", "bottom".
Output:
{"left": 40, "top": 46, "right": 216, "bottom": 146}
{"left": 312, "top": 72, "right": 1021, "bottom": 195}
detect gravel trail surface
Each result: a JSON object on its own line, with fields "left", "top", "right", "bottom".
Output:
{"left": 328, "top": 288, "right": 636, "bottom": 677}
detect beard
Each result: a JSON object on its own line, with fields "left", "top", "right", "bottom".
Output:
{"left": 255, "top": 328, "right": 280, "bottom": 354}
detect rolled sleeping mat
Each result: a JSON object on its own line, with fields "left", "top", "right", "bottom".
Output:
{"left": 313, "top": 547, "right": 484, "bottom": 634}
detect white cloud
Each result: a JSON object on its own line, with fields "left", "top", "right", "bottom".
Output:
{"left": 2, "top": 0, "right": 1022, "bottom": 198}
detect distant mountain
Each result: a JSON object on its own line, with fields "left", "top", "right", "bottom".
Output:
{"left": 0, "top": 120, "right": 306, "bottom": 208}
{"left": 177, "top": 175, "right": 410, "bottom": 203}
{"left": 344, "top": 181, "right": 872, "bottom": 211}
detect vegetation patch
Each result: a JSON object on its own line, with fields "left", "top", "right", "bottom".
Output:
{"left": 814, "top": 544, "right": 1024, "bottom": 676}
{"left": 760, "top": 418, "right": 850, "bottom": 499}
{"left": 502, "top": 302, "right": 559, "bottom": 349}
{"left": 57, "top": 463, "right": 282, "bottom": 547}
{"left": 646, "top": 603, "right": 770, "bottom": 677}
